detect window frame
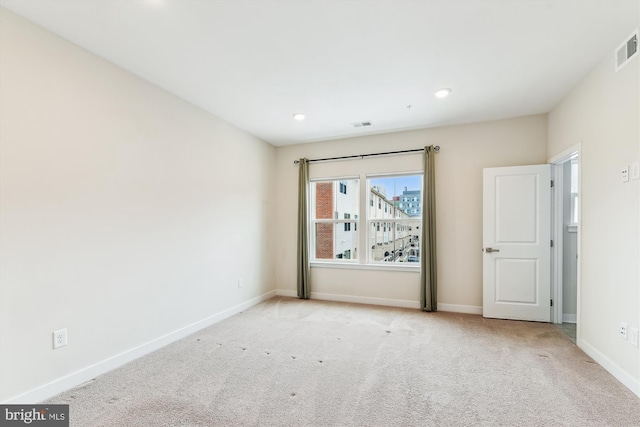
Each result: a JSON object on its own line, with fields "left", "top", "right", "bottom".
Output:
{"left": 308, "top": 171, "right": 422, "bottom": 270}
{"left": 309, "top": 176, "right": 360, "bottom": 263}
{"left": 569, "top": 158, "right": 579, "bottom": 228}
{"left": 366, "top": 172, "right": 423, "bottom": 265}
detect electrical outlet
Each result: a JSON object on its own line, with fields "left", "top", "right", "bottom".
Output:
{"left": 621, "top": 166, "right": 629, "bottom": 183}
{"left": 53, "top": 329, "right": 67, "bottom": 349}
{"left": 630, "top": 328, "right": 639, "bottom": 347}
{"left": 237, "top": 278, "right": 243, "bottom": 289}
{"left": 620, "top": 322, "right": 628, "bottom": 340}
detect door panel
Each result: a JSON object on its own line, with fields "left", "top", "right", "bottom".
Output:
{"left": 495, "top": 259, "right": 537, "bottom": 303}
{"left": 483, "top": 165, "right": 551, "bottom": 322}
{"left": 496, "top": 174, "right": 538, "bottom": 243}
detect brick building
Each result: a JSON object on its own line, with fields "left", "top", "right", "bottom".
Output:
{"left": 313, "top": 180, "right": 416, "bottom": 262}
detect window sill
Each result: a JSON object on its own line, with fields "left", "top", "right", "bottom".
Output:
{"left": 567, "top": 224, "right": 578, "bottom": 233}
{"left": 310, "top": 261, "right": 420, "bottom": 272}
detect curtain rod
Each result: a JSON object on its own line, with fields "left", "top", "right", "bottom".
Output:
{"left": 293, "top": 146, "right": 439, "bottom": 164}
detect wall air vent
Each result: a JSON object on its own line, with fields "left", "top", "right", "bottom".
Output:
{"left": 615, "top": 29, "right": 638, "bottom": 72}
{"left": 352, "top": 121, "right": 372, "bottom": 128}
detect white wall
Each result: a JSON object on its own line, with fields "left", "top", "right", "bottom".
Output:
{"left": 0, "top": 9, "right": 275, "bottom": 402}
{"left": 4, "top": 1, "right": 636, "bottom": 403}
{"left": 275, "top": 115, "right": 547, "bottom": 310}
{"left": 548, "top": 35, "right": 639, "bottom": 394}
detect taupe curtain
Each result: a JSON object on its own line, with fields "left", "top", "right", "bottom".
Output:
{"left": 420, "top": 146, "right": 437, "bottom": 312}
{"left": 297, "top": 158, "right": 310, "bottom": 299}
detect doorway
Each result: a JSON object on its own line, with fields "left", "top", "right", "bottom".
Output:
{"left": 550, "top": 145, "right": 581, "bottom": 344}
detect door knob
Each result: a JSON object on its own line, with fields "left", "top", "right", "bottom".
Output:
{"left": 485, "top": 247, "right": 500, "bottom": 253}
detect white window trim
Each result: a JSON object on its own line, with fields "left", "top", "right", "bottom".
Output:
{"left": 365, "top": 172, "right": 423, "bottom": 266}
{"left": 366, "top": 171, "right": 423, "bottom": 179}
{"left": 310, "top": 175, "right": 359, "bottom": 182}
{"left": 310, "top": 177, "right": 360, "bottom": 262}
{"left": 311, "top": 260, "right": 420, "bottom": 272}
{"left": 309, "top": 171, "right": 423, "bottom": 270}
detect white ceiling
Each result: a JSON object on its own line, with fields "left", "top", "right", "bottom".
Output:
{"left": 1, "top": 1, "right": 638, "bottom": 146}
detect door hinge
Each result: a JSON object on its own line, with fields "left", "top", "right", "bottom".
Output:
{"left": 550, "top": 299, "right": 553, "bottom": 307}
{"left": 550, "top": 180, "right": 554, "bottom": 188}
{"left": 550, "top": 240, "right": 554, "bottom": 247}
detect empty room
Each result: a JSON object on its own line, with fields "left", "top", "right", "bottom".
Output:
{"left": 0, "top": 1, "right": 639, "bottom": 426}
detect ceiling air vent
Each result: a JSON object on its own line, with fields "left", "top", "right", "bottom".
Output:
{"left": 615, "top": 29, "right": 638, "bottom": 72}
{"left": 352, "top": 121, "right": 372, "bottom": 128}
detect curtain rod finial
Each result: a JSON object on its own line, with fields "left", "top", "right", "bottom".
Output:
{"left": 434, "top": 145, "right": 440, "bottom": 152}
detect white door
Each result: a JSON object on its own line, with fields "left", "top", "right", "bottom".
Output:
{"left": 483, "top": 164, "right": 551, "bottom": 322}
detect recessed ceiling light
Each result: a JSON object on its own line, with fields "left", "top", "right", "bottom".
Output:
{"left": 293, "top": 113, "right": 305, "bottom": 121}
{"left": 434, "top": 88, "right": 452, "bottom": 98}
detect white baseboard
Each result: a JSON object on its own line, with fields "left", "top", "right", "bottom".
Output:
{"left": 311, "top": 292, "right": 421, "bottom": 309}
{"left": 578, "top": 338, "right": 640, "bottom": 398}
{"left": 3, "top": 290, "right": 276, "bottom": 404}
{"left": 562, "top": 314, "right": 577, "bottom": 323}
{"left": 438, "top": 303, "right": 483, "bottom": 315}
{"left": 276, "top": 289, "right": 419, "bottom": 308}
{"left": 275, "top": 289, "right": 482, "bottom": 315}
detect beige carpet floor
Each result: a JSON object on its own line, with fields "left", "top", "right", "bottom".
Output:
{"left": 46, "top": 296, "right": 640, "bottom": 426}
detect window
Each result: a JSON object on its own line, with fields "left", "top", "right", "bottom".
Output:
{"left": 367, "top": 174, "right": 422, "bottom": 264}
{"left": 310, "top": 173, "right": 422, "bottom": 267}
{"left": 311, "top": 178, "right": 359, "bottom": 261}
{"left": 569, "top": 158, "right": 579, "bottom": 229}
{"left": 339, "top": 181, "right": 347, "bottom": 195}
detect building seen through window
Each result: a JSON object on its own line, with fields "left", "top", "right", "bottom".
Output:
{"left": 311, "top": 179, "right": 359, "bottom": 261}
{"left": 310, "top": 174, "right": 422, "bottom": 264}
{"left": 368, "top": 175, "right": 422, "bottom": 263}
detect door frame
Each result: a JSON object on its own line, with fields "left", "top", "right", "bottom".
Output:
{"left": 549, "top": 144, "right": 581, "bottom": 335}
